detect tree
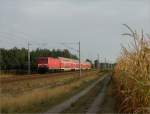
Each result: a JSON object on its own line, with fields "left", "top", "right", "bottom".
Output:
{"left": 0, "top": 47, "right": 78, "bottom": 73}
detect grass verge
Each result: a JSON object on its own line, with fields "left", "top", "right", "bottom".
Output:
{"left": 1, "top": 71, "right": 96, "bottom": 96}
{"left": 0, "top": 73, "right": 100, "bottom": 113}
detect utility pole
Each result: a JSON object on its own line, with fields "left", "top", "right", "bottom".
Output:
{"left": 97, "top": 54, "right": 100, "bottom": 71}
{"left": 79, "top": 41, "right": 81, "bottom": 77}
{"left": 28, "top": 41, "right": 31, "bottom": 75}
{"left": 60, "top": 41, "right": 81, "bottom": 77}
{"left": 0, "top": 49, "right": 1, "bottom": 75}
{"left": 105, "top": 58, "right": 107, "bottom": 70}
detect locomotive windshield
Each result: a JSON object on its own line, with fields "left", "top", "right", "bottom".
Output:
{"left": 38, "top": 58, "right": 48, "bottom": 64}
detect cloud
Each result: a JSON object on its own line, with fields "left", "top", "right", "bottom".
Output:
{"left": 0, "top": 0, "right": 149, "bottom": 62}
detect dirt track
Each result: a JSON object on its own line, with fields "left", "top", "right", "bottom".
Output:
{"left": 43, "top": 75, "right": 106, "bottom": 114}
{"left": 86, "top": 76, "right": 112, "bottom": 114}
{"left": 43, "top": 74, "right": 117, "bottom": 114}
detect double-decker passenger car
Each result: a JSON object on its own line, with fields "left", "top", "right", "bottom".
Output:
{"left": 37, "top": 57, "right": 91, "bottom": 73}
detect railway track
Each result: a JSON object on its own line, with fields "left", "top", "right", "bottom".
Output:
{"left": 0, "top": 71, "right": 85, "bottom": 84}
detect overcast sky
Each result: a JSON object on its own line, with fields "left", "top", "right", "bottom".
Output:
{"left": 0, "top": 0, "right": 150, "bottom": 62}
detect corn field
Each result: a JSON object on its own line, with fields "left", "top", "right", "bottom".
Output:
{"left": 114, "top": 24, "right": 150, "bottom": 113}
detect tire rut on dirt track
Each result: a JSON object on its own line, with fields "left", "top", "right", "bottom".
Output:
{"left": 42, "top": 74, "right": 116, "bottom": 114}
{"left": 86, "top": 75, "right": 112, "bottom": 114}
{"left": 64, "top": 75, "right": 115, "bottom": 114}
{"left": 42, "top": 75, "right": 107, "bottom": 114}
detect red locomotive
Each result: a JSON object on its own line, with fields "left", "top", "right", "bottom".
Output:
{"left": 37, "top": 57, "right": 91, "bottom": 73}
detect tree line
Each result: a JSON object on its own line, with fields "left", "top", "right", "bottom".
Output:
{"left": 0, "top": 47, "right": 78, "bottom": 73}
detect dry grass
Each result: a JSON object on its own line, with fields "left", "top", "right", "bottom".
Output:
{"left": 1, "top": 75, "right": 75, "bottom": 96}
{"left": 0, "top": 74, "right": 15, "bottom": 78}
{"left": 114, "top": 24, "right": 150, "bottom": 113}
{"left": 1, "top": 71, "right": 96, "bottom": 96}
{"left": 0, "top": 71, "right": 99, "bottom": 113}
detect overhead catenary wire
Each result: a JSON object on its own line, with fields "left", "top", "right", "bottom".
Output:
{"left": 60, "top": 42, "right": 79, "bottom": 52}
{"left": 0, "top": 31, "right": 42, "bottom": 46}
{"left": 0, "top": 32, "right": 28, "bottom": 42}
{"left": 60, "top": 41, "right": 81, "bottom": 77}
{"left": 0, "top": 32, "right": 28, "bottom": 49}
{"left": 0, "top": 31, "right": 49, "bottom": 75}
